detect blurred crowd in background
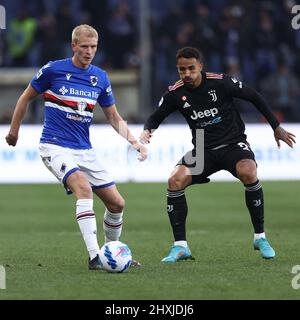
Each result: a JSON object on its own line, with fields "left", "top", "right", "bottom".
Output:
{"left": 0, "top": 0, "right": 300, "bottom": 123}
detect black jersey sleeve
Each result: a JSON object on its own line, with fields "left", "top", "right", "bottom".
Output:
{"left": 223, "top": 75, "right": 280, "bottom": 130}
{"left": 144, "top": 92, "right": 178, "bottom": 131}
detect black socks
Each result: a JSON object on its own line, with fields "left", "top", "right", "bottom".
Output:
{"left": 244, "top": 180, "right": 264, "bottom": 233}
{"left": 167, "top": 190, "right": 188, "bottom": 241}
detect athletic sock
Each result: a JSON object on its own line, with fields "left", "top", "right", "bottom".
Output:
{"left": 167, "top": 189, "right": 188, "bottom": 241}
{"left": 103, "top": 208, "right": 123, "bottom": 243}
{"left": 174, "top": 240, "right": 188, "bottom": 247}
{"left": 254, "top": 232, "right": 266, "bottom": 240}
{"left": 76, "top": 199, "right": 99, "bottom": 260}
{"left": 244, "top": 180, "right": 264, "bottom": 234}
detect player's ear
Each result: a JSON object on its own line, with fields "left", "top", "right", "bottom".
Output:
{"left": 71, "top": 42, "right": 76, "bottom": 52}
{"left": 198, "top": 62, "right": 203, "bottom": 71}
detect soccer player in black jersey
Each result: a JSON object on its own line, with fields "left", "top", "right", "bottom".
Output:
{"left": 140, "top": 47, "right": 296, "bottom": 261}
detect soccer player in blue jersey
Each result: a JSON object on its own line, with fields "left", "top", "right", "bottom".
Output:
{"left": 6, "top": 24, "right": 147, "bottom": 270}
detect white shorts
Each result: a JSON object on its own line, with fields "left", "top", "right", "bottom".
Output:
{"left": 39, "top": 143, "right": 115, "bottom": 194}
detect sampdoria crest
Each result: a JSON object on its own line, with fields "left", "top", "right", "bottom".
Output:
{"left": 90, "top": 76, "right": 98, "bottom": 86}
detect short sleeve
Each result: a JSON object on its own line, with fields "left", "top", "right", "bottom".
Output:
{"left": 97, "top": 72, "right": 115, "bottom": 107}
{"left": 30, "top": 62, "right": 53, "bottom": 93}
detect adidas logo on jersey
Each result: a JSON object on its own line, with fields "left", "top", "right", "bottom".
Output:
{"left": 183, "top": 102, "right": 191, "bottom": 109}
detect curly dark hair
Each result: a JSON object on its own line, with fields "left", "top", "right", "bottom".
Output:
{"left": 176, "top": 47, "right": 203, "bottom": 63}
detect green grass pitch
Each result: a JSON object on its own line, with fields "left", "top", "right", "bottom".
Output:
{"left": 0, "top": 181, "right": 299, "bottom": 300}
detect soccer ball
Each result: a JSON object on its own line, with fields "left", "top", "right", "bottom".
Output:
{"left": 99, "top": 241, "right": 132, "bottom": 273}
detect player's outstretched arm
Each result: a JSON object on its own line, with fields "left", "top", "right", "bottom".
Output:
{"left": 102, "top": 104, "right": 148, "bottom": 161}
{"left": 139, "top": 129, "right": 153, "bottom": 144}
{"left": 131, "top": 141, "right": 148, "bottom": 161}
{"left": 274, "top": 125, "right": 296, "bottom": 149}
{"left": 5, "top": 84, "right": 39, "bottom": 146}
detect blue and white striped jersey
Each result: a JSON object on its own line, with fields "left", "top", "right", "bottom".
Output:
{"left": 31, "top": 58, "right": 115, "bottom": 149}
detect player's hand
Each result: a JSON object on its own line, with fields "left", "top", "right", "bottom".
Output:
{"left": 139, "top": 129, "right": 152, "bottom": 144}
{"left": 132, "top": 142, "right": 148, "bottom": 161}
{"left": 274, "top": 126, "right": 296, "bottom": 148}
{"left": 5, "top": 132, "right": 18, "bottom": 146}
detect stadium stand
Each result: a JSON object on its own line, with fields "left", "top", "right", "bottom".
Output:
{"left": 0, "top": 0, "right": 300, "bottom": 123}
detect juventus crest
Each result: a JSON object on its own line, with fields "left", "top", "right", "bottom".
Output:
{"left": 208, "top": 90, "right": 217, "bottom": 102}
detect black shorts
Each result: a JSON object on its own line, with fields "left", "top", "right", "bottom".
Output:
{"left": 178, "top": 141, "right": 256, "bottom": 185}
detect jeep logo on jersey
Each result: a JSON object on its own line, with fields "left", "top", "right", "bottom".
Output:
{"left": 190, "top": 108, "right": 219, "bottom": 120}
{"left": 90, "top": 76, "right": 98, "bottom": 86}
{"left": 77, "top": 100, "right": 87, "bottom": 111}
{"left": 208, "top": 90, "right": 217, "bottom": 102}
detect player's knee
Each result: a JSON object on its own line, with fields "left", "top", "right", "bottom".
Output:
{"left": 67, "top": 172, "right": 92, "bottom": 198}
{"left": 236, "top": 161, "right": 257, "bottom": 184}
{"left": 168, "top": 175, "right": 185, "bottom": 190}
{"left": 107, "top": 197, "right": 125, "bottom": 213}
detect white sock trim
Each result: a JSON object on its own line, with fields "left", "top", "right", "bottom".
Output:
{"left": 103, "top": 208, "right": 123, "bottom": 243}
{"left": 76, "top": 198, "right": 93, "bottom": 207}
{"left": 254, "top": 232, "right": 266, "bottom": 240}
{"left": 76, "top": 198, "right": 99, "bottom": 259}
{"left": 104, "top": 208, "right": 123, "bottom": 220}
{"left": 174, "top": 241, "right": 188, "bottom": 248}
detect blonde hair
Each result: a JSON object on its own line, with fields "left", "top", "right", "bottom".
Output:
{"left": 71, "top": 24, "right": 98, "bottom": 44}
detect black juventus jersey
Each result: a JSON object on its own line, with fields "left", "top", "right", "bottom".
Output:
{"left": 144, "top": 72, "right": 280, "bottom": 149}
